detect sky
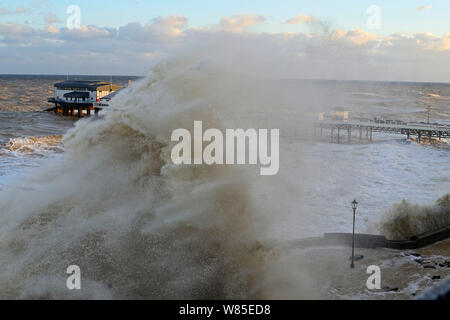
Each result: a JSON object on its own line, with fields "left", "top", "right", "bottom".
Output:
{"left": 1, "top": 0, "right": 450, "bottom": 82}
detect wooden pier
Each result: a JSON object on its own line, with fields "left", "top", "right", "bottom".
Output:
{"left": 315, "top": 120, "right": 450, "bottom": 143}
{"left": 46, "top": 99, "right": 101, "bottom": 118}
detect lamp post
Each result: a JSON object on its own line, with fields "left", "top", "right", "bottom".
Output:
{"left": 351, "top": 200, "right": 358, "bottom": 269}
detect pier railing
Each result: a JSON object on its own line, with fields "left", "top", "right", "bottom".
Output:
{"left": 314, "top": 119, "right": 450, "bottom": 143}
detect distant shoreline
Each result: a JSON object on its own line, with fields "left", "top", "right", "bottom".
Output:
{"left": 0, "top": 74, "right": 142, "bottom": 79}
{"left": 1, "top": 74, "right": 450, "bottom": 86}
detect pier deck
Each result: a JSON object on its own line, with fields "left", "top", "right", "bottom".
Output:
{"left": 46, "top": 98, "right": 101, "bottom": 117}
{"left": 314, "top": 120, "right": 450, "bottom": 143}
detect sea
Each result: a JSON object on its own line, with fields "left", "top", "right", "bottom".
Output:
{"left": 0, "top": 75, "right": 138, "bottom": 189}
{"left": 0, "top": 73, "right": 448, "bottom": 299}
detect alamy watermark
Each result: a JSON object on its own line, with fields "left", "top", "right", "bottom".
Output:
{"left": 171, "top": 121, "right": 280, "bottom": 176}
{"left": 66, "top": 5, "right": 81, "bottom": 30}
{"left": 366, "top": 265, "right": 381, "bottom": 290}
{"left": 66, "top": 265, "right": 81, "bottom": 290}
{"left": 366, "top": 5, "right": 381, "bottom": 30}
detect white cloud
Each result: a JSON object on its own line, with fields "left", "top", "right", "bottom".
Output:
{"left": 118, "top": 15, "right": 188, "bottom": 42}
{"left": 0, "top": 7, "right": 12, "bottom": 15}
{"left": 60, "top": 25, "right": 116, "bottom": 41}
{"left": 416, "top": 5, "right": 431, "bottom": 11}
{"left": 46, "top": 25, "right": 59, "bottom": 34}
{"left": 0, "top": 22, "right": 35, "bottom": 39}
{"left": 150, "top": 14, "right": 189, "bottom": 37}
{"left": 219, "top": 14, "right": 266, "bottom": 32}
{"left": 381, "top": 32, "right": 450, "bottom": 53}
{"left": 437, "top": 33, "right": 450, "bottom": 51}
{"left": 15, "top": 5, "right": 30, "bottom": 14}
{"left": 45, "top": 13, "right": 61, "bottom": 26}
{"left": 1, "top": 15, "right": 450, "bottom": 81}
{"left": 331, "top": 29, "right": 377, "bottom": 45}
{"left": 285, "top": 14, "right": 314, "bottom": 24}
{"left": 0, "top": 5, "right": 30, "bottom": 15}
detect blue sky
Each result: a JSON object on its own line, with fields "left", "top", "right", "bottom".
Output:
{"left": 1, "top": 0, "right": 449, "bottom": 36}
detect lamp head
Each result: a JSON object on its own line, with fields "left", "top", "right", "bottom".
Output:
{"left": 351, "top": 200, "right": 358, "bottom": 210}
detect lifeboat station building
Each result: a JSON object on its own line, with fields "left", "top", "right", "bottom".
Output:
{"left": 47, "top": 80, "right": 122, "bottom": 117}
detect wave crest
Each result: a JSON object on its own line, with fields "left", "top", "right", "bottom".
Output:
{"left": 0, "top": 44, "right": 298, "bottom": 299}
{"left": 2, "top": 135, "right": 63, "bottom": 156}
{"left": 378, "top": 194, "right": 450, "bottom": 240}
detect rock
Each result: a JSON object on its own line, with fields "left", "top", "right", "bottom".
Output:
{"left": 416, "top": 259, "right": 433, "bottom": 265}
{"left": 424, "top": 265, "right": 436, "bottom": 269}
{"left": 383, "top": 287, "right": 399, "bottom": 292}
{"left": 410, "top": 253, "right": 421, "bottom": 257}
{"left": 432, "top": 276, "right": 441, "bottom": 280}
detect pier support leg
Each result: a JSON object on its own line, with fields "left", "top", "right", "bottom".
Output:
{"left": 348, "top": 126, "right": 351, "bottom": 143}
{"left": 407, "top": 130, "right": 410, "bottom": 140}
{"left": 62, "top": 106, "right": 67, "bottom": 116}
{"left": 370, "top": 127, "right": 373, "bottom": 142}
{"left": 418, "top": 132, "right": 421, "bottom": 143}
{"left": 78, "top": 107, "right": 82, "bottom": 118}
{"left": 94, "top": 108, "right": 100, "bottom": 116}
{"left": 87, "top": 107, "right": 91, "bottom": 116}
{"left": 359, "top": 127, "right": 362, "bottom": 142}
{"left": 429, "top": 131, "right": 432, "bottom": 143}
{"left": 439, "top": 132, "right": 442, "bottom": 141}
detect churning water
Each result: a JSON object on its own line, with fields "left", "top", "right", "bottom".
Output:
{"left": 0, "top": 44, "right": 449, "bottom": 299}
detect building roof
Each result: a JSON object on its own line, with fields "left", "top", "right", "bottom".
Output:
{"left": 54, "top": 80, "right": 122, "bottom": 91}
{"left": 100, "top": 88, "right": 124, "bottom": 101}
{"left": 63, "top": 91, "right": 90, "bottom": 99}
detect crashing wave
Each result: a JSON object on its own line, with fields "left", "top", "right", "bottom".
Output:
{"left": 0, "top": 39, "right": 312, "bottom": 299}
{"left": 3, "top": 135, "right": 63, "bottom": 156}
{"left": 378, "top": 194, "right": 450, "bottom": 241}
